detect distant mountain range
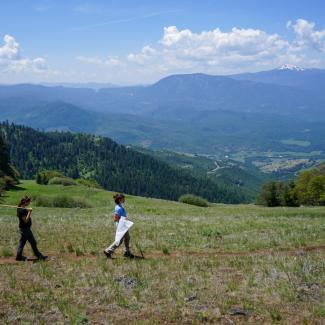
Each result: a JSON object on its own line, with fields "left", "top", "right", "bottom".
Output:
{"left": 231, "top": 65, "right": 325, "bottom": 94}
{"left": 0, "top": 67, "right": 324, "bottom": 157}
{"left": 41, "top": 82, "right": 120, "bottom": 89}
{"left": 1, "top": 68, "right": 325, "bottom": 120}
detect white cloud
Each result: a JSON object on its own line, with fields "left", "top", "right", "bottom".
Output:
{"left": 124, "top": 20, "right": 325, "bottom": 77}
{"left": 162, "top": 25, "right": 288, "bottom": 59}
{"left": 3, "top": 18, "right": 325, "bottom": 84}
{"left": 0, "top": 35, "right": 20, "bottom": 60}
{"left": 75, "top": 19, "right": 325, "bottom": 83}
{"left": 288, "top": 18, "right": 325, "bottom": 52}
{"left": 8, "top": 57, "right": 47, "bottom": 73}
{"left": 0, "top": 34, "right": 48, "bottom": 74}
{"left": 126, "top": 25, "right": 296, "bottom": 74}
{"left": 76, "top": 55, "right": 121, "bottom": 66}
{"left": 127, "top": 46, "right": 156, "bottom": 64}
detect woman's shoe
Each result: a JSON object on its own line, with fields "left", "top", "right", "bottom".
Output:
{"left": 16, "top": 256, "right": 27, "bottom": 261}
{"left": 104, "top": 251, "right": 113, "bottom": 259}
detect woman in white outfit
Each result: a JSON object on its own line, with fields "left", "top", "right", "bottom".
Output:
{"left": 104, "top": 194, "right": 134, "bottom": 259}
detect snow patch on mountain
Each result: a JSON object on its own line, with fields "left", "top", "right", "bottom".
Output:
{"left": 278, "top": 64, "right": 305, "bottom": 71}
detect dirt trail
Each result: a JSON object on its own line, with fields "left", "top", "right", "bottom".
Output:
{"left": 147, "top": 244, "right": 325, "bottom": 258}
{"left": 1, "top": 245, "right": 325, "bottom": 265}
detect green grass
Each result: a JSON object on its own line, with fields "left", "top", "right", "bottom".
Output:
{"left": 0, "top": 181, "right": 325, "bottom": 324}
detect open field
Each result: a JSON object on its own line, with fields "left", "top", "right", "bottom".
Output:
{"left": 0, "top": 181, "right": 325, "bottom": 324}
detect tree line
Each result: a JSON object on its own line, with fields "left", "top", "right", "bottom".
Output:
{"left": 0, "top": 122, "right": 247, "bottom": 203}
{"left": 0, "top": 135, "right": 18, "bottom": 196}
{"left": 256, "top": 163, "right": 325, "bottom": 206}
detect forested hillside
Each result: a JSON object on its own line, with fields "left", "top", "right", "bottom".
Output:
{"left": 134, "top": 147, "right": 268, "bottom": 199}
{"left": 0, "top": 122, "right": 247, "bottom": 203}
{"left": 0, "top": 135, "right": 18, "bottom": 195}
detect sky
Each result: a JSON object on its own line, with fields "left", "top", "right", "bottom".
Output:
{"left": 1, "top": 0, "right": 325, "bottom": 85}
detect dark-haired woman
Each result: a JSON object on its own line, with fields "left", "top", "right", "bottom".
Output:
{"left": 16, "top": 196, "right": 47, "bottom": 261}
{"left": 104, "top": 193, "right": 134, "bottom": 259}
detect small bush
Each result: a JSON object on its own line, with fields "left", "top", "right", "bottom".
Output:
{"left": 179, "top": 194, "right": 209, "bottom": 207}
{"left": 76, "top": 178, "right": 102, "bottom": 189}
{"left": 49, "top": 177, "right": 76, "bottom": 186}
{"left": 34, "top": 194, "right": 93, "bottom": 208}
{"left": 36, "top": 170, "right": 64, "bottom": 185}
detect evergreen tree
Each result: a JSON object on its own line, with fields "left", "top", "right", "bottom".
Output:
{"left": 0, "top": 130, "right": 18, "bottom": 195}
{"left": 0, "top": 136, "right": 10, "bottom": 175}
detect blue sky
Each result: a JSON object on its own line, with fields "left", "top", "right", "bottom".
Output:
{"left": 1, "top": 0, "right": 325, "bottom": 84}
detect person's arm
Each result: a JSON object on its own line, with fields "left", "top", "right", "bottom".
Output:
{"left": 22, "top": 208, "right": 32, "bottom": 223}
{"left": 113, "top": 213, "right": 120, "bottom": 221}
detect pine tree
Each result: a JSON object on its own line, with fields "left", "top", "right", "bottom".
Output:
{"left": 0, "top": 134, "right": 18, "bottom": 195}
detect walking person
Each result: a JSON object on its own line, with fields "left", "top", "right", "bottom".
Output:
{"left": 16, "top": 196, "right": 47, "bottom": 261}
{"left": 104, "top": 194, "right": 134, "bottom": 259}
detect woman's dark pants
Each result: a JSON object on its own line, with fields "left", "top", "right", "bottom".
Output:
{"left": 16, "top": 228, "right": 42, "bottom": 258}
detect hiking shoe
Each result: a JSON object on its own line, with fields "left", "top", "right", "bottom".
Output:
{"left": 104, "top": 251, "right": 113, "bottom": 259}
{"left": 16, "top": 256, "right": 27, "bottom": 261}
{"left": 37, "top": 255, "right": 48, "bottom": 261}
{"left": 123, "top": 251, "right": 135, "bottom": 259}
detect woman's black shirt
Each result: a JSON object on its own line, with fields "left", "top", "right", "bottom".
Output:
{"left": 17, "top": 208, "right": 32, "bottom": 229}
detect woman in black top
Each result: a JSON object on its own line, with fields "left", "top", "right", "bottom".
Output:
{"left": 16, "top": 196, "right": 47, "bottom": 261}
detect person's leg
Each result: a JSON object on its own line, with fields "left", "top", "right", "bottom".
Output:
{"left": 105, "top": 236, "right": 124, "bottom": 254}
{"left": 25, "top": 229, "right": 43, "bottom": 258}
{"left": 104, "top": 221, "right": 122, "bottom": 257}
{"left": 123, "top": 231, "right": 130, "bottom": 253}
{"left": 16, "top": 229, "right": 27, "bottom": 260}
{"left": 122, "top": 232, "right": 134, "bottom": 258}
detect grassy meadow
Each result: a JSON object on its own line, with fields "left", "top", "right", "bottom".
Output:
{"left": 0, "top": 181, "right": 325, "bottom": 324}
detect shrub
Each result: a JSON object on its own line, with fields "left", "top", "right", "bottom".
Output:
{"left": 33, "top": 195, "right": 52, "bottom": 207}
{"left": 36, "top": 170, "right": 64, "bottom": 185}
{"left": 48, "top": 177, "right": 76, "bottom": 186}
{"left": 257, "top": 163, "right": 325, "bottom": 207}
{"left": 76, "top": 178, "right": 102, "bottom": 189}
{"left": 34, "top": 194, "right": 93, "bottom": 208}
{"left": 256, "top": 181, "right": 288, "bottom": 207}
{"left": 179, "top": 194, "right": 209, "bottom": 207}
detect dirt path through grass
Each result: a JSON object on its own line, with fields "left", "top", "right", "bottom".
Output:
{"left": 1, "top": 244, "right": 325, "bottom": 265}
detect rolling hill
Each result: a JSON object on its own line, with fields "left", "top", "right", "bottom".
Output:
{"left": 0, "top": 122, "right": 247, "bottom": 203}
{"left": 133, "top": 147, "right": 268, "bottom": 199}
